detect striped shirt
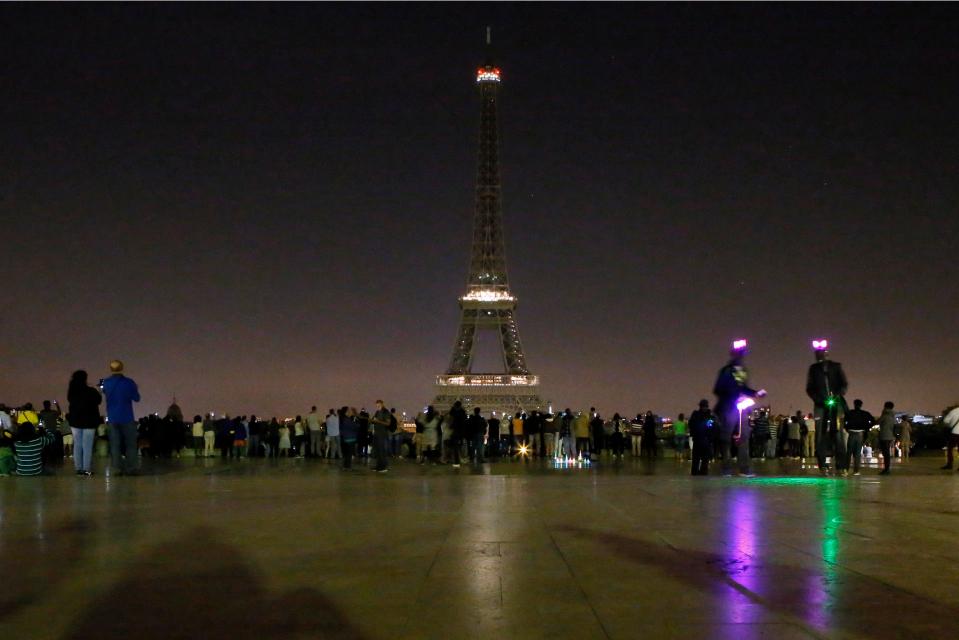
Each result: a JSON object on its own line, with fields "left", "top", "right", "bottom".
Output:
{"left": 15, "top": 431, "right": 55, "bottom": 476}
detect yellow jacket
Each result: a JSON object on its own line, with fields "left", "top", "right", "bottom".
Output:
{"left": 574, "top": 414, "right": 589, "bottom": 438}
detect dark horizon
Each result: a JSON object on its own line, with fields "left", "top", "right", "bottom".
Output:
{"left": 2, "top": 4, "right": 957, "bottom": 419}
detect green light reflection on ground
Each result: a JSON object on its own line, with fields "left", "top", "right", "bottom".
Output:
{"left": 738, "top": 476, "right": 836, "bottom": 486}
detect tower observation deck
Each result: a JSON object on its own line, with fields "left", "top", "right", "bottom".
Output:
{"left": 432, "top": 35, "right": 544, "bottom": 416}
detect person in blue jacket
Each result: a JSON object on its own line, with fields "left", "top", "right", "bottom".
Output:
{"left": 101, "top": 360, "right": 141, "bottom": 476}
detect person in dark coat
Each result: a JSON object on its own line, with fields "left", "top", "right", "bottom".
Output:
{"left": 877, "top": 401, "right": 897, "bottom": 475}
{"left": 67, "top": 370, "right": 102, "bottom": 476}
{"left": 466, "top": 407, "right": 487, "bottom": 464}
{"left": 447, "top": 401, "right": 467, "bottom": 468}
{"left": 806, "top": 341, "right": 849, "bottom": 475}
{"left": 589, "top": 409, "right": 604, "bottom": 459}
{"left": 642, "top": 411, "right": 658, "bottom": 459}
{"left": 356, "top": 409, "right": 371, "bottom": 458}
{"left": 843, "top": 399, "right": 874, "bottom": 475}
{"left": 218, "top": 418, "right": 235, "bottom": 459}
{"left": 487, "top": 412, "right": 501, "bottom": 459}
{"left": 689, "top": 400, "right": 715, "bottom": 476}
{"left": 339, "top": 407, "right": 359, "bottom": 470}
{"left": 267, "top": 418, "right": 281, "bottom": 458}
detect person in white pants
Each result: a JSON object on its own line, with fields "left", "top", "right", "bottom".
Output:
{"left": 203, "top": 428, "right": 216, "bottom": 457}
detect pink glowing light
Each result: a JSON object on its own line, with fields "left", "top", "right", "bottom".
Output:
{"left": 812, "top": 339, "right": 829, "bottom": 350}
{"left": 732, "top": 339, "right": 748, "bottom": 351}
{"left": 736, "top": 397, "right": 756, "bottom": 412}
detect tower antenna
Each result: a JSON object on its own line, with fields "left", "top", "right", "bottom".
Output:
{"left": 486, "top": 26, "right": 491, "bottom": 46}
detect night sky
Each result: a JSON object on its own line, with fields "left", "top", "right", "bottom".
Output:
{"left": 3, "top": 4, "right": 957, "bottom": 419}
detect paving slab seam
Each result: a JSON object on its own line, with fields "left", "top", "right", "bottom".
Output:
{"left": 399, "top": 510, "right": 459, "bottom": 638}
{"left": 541, "top": 517, "right": 613, "bottom": 639}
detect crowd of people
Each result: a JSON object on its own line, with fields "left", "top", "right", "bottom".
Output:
{"left": 2, "top": 345, "right": 958, "bottom": 478}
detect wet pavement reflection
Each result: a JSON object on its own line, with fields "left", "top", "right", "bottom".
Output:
{"left": 1, "top": 455, "right": 957, "bottom": 639}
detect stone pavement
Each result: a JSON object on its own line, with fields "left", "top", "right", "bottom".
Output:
{"left": 2, "top": 453, "right": 957, "bottom": 639}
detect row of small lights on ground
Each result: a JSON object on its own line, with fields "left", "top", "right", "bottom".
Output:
{"left": 511, "top": 443, "right": 594, "bottom": 468}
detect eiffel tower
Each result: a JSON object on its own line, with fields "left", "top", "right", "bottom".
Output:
{"left": 432, "top": 30, "right": 544, "bottom": 416}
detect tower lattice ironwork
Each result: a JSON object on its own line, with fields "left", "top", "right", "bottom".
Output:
{"left": 432, "top": 37, "right": 544, "bottom": 416}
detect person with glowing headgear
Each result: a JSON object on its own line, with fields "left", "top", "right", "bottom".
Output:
{"left": 712, "top": 339, "right": 765, "bottom": 477}
{"left": 805, "top": 340, "right": 849, "bottom": 476}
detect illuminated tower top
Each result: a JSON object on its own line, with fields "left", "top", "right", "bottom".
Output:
{"left": 467, "top": 28, "right": 508, "bottom": 295}
{"left": 476, "top": 66, "right": 501, "bottom": 83}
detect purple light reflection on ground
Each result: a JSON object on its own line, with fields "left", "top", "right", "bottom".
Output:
{"left": 723, "top": 485, "right": 837, "bottom": 632}
{"left": 725, "top": 488, "right": 760, "bottom": 580}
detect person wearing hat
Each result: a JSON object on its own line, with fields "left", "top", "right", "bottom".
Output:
{"left": 805, "top": 340, "right": 849, "bottom": 476}
{"left": 688, "top": 400, "right": 716, "bottom": 475}
{"left": 101, "top": 359, "right": 141, "bottom": 476}
{"left": 713, "top": 339, "right": 765, "bottom": 477}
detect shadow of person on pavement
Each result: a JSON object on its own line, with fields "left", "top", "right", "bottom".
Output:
{"left": 63, "top": 525, "right": 367, "bottom": 640}
{"left": 0, "top": 518, "right": 95, "bottom": 622}
{"left": 556, "top": 524, "right": 958, "bottom": 640}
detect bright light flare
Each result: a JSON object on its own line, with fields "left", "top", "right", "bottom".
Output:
{"left": 732, "top": 339, "right": 748, "bottom": 351}
{"left": 518, "top": 444, "right": 530, "bottom": 456}
{"left": 812, "top": 339, "right": 829, "bottom": 350}
{"left": 736, "top": 397, "right": 756, "bottom": 412}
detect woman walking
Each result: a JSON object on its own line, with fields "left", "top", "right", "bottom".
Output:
{"left": 66, "top": 370, "right": 102, "bottom": 476}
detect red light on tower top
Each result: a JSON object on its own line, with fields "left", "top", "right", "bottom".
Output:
{"left": 476, "top": 66, "right": 501, "bottom": 83}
